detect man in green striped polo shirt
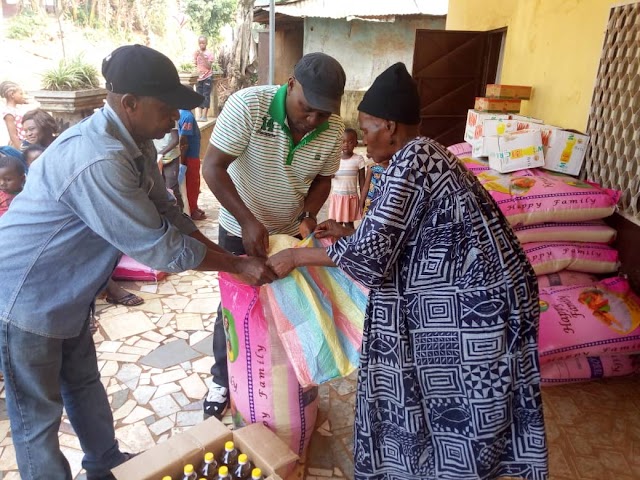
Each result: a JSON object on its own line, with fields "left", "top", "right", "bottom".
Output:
{"left": 201, "top": 52, "right": 346, "bottom": 418}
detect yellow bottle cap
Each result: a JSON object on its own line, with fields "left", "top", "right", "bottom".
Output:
{"left": 184, "top": 464, "right": 194, "bottom": 474}
{"left": 204, "top": 452, "right": 214, "bottom": 462}
{"left": 238, "top": 453, "right": 248, "bottom": 464}
{"left": 224, "top": 441, "right": 234, "bottom": 451}
{"left": 252, "top": 467, "right": 262, "bottom": 478}
{"left": 219, "top": 465, "right": 229, "bottom": 476}
{"left": 162, "top": 477, "right": 172, "bottom": 480}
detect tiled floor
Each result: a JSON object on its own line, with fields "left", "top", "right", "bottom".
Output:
{"left": 0, "top": 180, "right": 639, "bottom": 479}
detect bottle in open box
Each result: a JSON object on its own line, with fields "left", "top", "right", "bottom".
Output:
{"left": 250, "top": 468, "right": 263, "bottom": 480}
{"left": 182, "top": 464, "right": 197, "bottom": 479}
{"left": 217, "top": 465, "right": 231, "bottom": 479}
{"left": 232, "top": 453, "right": 252, "bottom": 479}
{"left": 199, "top": 451, "right": 218, "bottom": 479}
{"left": 221, "top": 441, "right": 239, "bottom": 470}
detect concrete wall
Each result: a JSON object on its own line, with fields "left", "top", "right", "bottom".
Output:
{"left": 303, "top": 16, "right": 446, "bottom": 91}
{"left": 447, "top": 0, "right": 620, "bottom": 131}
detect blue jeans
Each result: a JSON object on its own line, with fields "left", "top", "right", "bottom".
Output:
{"left": 0, "top": 318, "right": 126, "bottom": 479}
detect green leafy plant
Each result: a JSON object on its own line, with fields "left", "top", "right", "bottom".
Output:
{"left": 41, "top": 56, "right": 101, "bottom": 91}
{"left": 185, "top": 0, "right": 236, "bottom": 40}
{"left": 7, "top": 11, "right": 46, "bottom": 39}
{"left": 179, "top": 62, "right": 197, "bottom": 74}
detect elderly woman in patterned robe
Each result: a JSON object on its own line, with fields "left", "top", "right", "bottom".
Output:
{"left": 267, "top": 63, "right": 549, "bottom": 480}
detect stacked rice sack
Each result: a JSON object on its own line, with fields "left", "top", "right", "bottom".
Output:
{"left": 448, "top": 142, "right": 640, "bottom": 384}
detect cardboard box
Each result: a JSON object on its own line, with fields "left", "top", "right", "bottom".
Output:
{"left": 543, "top": 128, "right": 589, "bottom": 176}
{"left": 470, "top": 119, "right": 519, "bottom": 158}
{"left": 510, "top": 114, "right": 544, "bottom": 131}
{"left": 485, "top": 84, "right": 533, "bottom": 100}
{"left": 487, "top": 129, "right": 545, "bottom": 173}
{"left": 464, "top": 109, "right": 510, "bottom": 143}
{"left": 112, "top": 417, "right": 298, "bottom": 480}
{"left": 474, "top": 97, "right": 522, "bottom": 113}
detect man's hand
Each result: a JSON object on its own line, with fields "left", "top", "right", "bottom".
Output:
{"left": 315, "top": 219, "right": 354, "bottom": 240}
{"left": 266, "top": 249, "right": 297, "bottom": 279}
{"left": 242, "top": 219, "right": 270, "bottom": 258}
{"left": 299, "top": 217, "right": 317, "bottom": 239}
{"left": 233, "top": 257, "right": 278, "bottom": 286}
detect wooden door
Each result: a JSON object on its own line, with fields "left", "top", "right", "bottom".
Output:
{"left": 412, "top": 29, "right": 504, "bottom": 147}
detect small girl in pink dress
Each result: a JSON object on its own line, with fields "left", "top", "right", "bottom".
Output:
{"left": 328, "top": 128, "right": 365, "bottom": 228}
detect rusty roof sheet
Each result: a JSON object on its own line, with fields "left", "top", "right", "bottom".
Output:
{"left": 254, "top": 0, "right": 448, "bottom": 19}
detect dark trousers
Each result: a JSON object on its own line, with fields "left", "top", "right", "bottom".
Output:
{"left": 162, "top": 157, "right": 184, "bottom": 212}
{"left": 210, "top": 226, "right": 245, "bottom": 387}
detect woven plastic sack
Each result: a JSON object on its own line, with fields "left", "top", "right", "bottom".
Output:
{"left": 537, "top": 271, "right": 600, "bottom": 289}
{"left": 538, "top": 276, "right": 640, "bottom": 362}
{"left": 219, "top": 265, "right": 318, "bottom": 459}
{"left": 514, "top": 220, "right": 616, "bottom": 244}
{"left": 540, "top": 354, "right": 638, "bottom": 385}
{"left": 111, "top": 255, "right": 167, "bottom": 281}
{"left": 523, "top": 241, "right": 619, "bottom": 276}
{"left": 477, "top": 168, "right": 620, "bottom": 226}
{"left": 262, "top": 235, "right": 368, "bottom": 387}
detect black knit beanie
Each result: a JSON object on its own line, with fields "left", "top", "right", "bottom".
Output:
{"left": 358, "top": 63, "right": 421, "bottom": 125}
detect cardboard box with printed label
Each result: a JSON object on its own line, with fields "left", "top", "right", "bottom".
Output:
{"left": 486, "top": 129, "right": 545, "bottom": 173}
{"left": 510, "top": 114, "right": 544, "bottom": 131}
{"left": 485, "top": 84, "right": 533, "bottom": 100}
{"left": 470, "top": 119, "right": 518, "bottom": 158}
{"left": 464, "top": 109, "right": 510, "bottom": 143}
{"left": 112, "top": 417, "right": 298, "bottom": 480}
{"left": 474, "top": 97, "right": 522, "bottom": 113}
{"left": 543, "top": 129, "right": 590, "bottom": 176}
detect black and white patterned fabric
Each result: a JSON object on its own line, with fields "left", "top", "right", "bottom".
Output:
{"left": 327, "top": 137, "right": 549, "bottom": 480}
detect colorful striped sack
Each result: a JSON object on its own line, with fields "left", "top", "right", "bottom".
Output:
{"left": 262, "top": 234, "right": 368, "bottom": 387}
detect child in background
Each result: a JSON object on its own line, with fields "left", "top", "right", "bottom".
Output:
{"left": 328, "top": 128, "right": 365, "bottom": 228}
{"left": 359, "top": 156, "right": 390, "bottom": 215}
{"left": 194, "top": 36, "right": 215, "bottom": 121}
{"left": 0, "top": 81, "right": 28, "bottom": 149}
{"left": 178, "top": 108, "right": 206, "bottom": 220}
{"left": 23, "top": 144, "right": 45, "bottom": 167}
{"left": 0, "top": 155, "right": 26, "bottom": 217}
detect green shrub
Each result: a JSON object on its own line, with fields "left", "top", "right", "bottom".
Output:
{"left": 179, "top": 62, "right": 197, "bottom": 74}
{"left": 41, "top": 56, "right": 100, "bottom": 91}
{"left": 7, "top": 12, "right": 46, "bottom": 39}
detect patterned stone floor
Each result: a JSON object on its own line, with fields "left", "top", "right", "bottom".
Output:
{"left": 0, "top": 178, "right": 639, "bottom": 479}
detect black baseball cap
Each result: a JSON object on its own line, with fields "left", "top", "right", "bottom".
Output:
{"left": 294, "top": 52, "right": 346, "bottom": 114}
{"left": 102, "top": 44, "right": 204, "bottom": 110}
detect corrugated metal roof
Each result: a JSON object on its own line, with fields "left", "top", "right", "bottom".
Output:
{"left": 254, "top": 0, "right": 448, "bottom": 19}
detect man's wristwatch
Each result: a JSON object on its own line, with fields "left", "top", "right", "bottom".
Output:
{"left": 298, "top": 211, "right": 317, "bottom": 222}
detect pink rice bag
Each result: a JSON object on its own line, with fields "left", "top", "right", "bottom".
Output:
{"left": 523, "top": 241, "right": 619, "bottom": 275}
{"left": 514, "top": 220, "right": 616, "bottom": 244}
{"left": 219, "top": 273, "right": 318, "bottom": 458}
{"left": 537, "top": 271, "right": 600, "bottom": 289}
{"left": 476, "top": 168, "right": 620, "bottom": 226}
{"left": 540, "top": 354, "right": 638, "bottom": 385}
{"left": 446, "top": 142, "right": 472, "bottom": 157}
{"left": 538, "top": 276, "right": 640, "bottom": 362}
{"left": 111, "top": 255, "right": 167, "bottom": 281}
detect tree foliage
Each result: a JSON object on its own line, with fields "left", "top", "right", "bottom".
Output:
{"left": 185, "top": 0, "right": 236, "bottom": 40}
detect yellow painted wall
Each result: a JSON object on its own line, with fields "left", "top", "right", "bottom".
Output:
{"left": 447, "top": 0, "right": 623, "bottom": 131}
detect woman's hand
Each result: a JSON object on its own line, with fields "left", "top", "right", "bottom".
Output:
{"left": 266, "top": 249, "right": 298, "bottom": 278}
{"left": 315, "top": 219, "right": 354, "bottom": 240}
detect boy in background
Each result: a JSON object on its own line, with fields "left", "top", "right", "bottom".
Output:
{"left": 178, "top": 109, "right": 206, "bottom": 220}
{"left": 194, "top": 36, "right": 215, "bottom": 121}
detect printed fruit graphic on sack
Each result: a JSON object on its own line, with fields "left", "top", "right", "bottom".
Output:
{"left": 577, "top": 287, "right": 640, "bottom": 335}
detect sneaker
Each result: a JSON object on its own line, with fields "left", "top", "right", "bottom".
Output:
{"left": 86, "top": 452, "right": 138, "bottom": 480}
{"left": 203, "top": 380, "right": 228, "bottom": 420}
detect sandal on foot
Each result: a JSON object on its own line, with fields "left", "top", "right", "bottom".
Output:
{"left": 105, "top": 292, "right": 144, "bottom": 307}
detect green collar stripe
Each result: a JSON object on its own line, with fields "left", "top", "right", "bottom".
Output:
{"left": 268, "top": 85, "right": 330, "bottom": 165}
